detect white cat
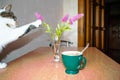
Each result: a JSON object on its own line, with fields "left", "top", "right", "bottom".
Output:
{"left": 0, "top": 4, "right": 42, "bottom": 68}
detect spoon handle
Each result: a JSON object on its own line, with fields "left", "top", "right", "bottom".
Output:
{"left": 81, "top": 43, "right": 89, "bottom": 53}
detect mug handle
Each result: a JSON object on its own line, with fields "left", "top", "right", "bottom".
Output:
{"left": 78, "top": 56, "right": 87, "bottom": 70}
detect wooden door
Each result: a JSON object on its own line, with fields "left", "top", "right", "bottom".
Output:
{"left": 78, "top": 0, "right": 105, "bottom": 51}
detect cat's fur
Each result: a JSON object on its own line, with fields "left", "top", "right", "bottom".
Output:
{"left": 0, "top": 4, "right": 42, "bottom": 53}
{"left": 0, "top": 4, "right": 42, "bottom": 68}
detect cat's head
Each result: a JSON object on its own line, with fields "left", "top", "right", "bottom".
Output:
{"left": 0, "top": 4, "right": 18, "bottom": 28}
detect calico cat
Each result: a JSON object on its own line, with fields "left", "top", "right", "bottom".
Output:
{"left": 0, "top": 4, "right": 42, "bottom": 68}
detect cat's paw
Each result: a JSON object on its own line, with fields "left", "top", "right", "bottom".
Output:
{"left": 0, "top": 62, "right": 7, "bottom": 69}
{"left": 31, "top": 20, "right": 42, "bottom": 28}
{"left": 19, "top": 25, "right": 36, "bottom": 38}
{"left": 25, "top": 25, "right": 36, "bottom": 34}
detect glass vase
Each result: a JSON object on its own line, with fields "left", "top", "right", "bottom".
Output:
{"left": 53, "top": 41, "right": 61, "bottom": 62}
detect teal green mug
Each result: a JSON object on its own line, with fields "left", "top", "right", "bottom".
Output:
{"left": 62, "top": 51, "right": 86, "bottom": 74}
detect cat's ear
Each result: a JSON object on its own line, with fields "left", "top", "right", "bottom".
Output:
{"left": 3, "top": 4, "right": 12, "bottom": 12}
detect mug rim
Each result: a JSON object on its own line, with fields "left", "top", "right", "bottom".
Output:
{"left": 62, "top": 51, "right": 82, "bottom": 56}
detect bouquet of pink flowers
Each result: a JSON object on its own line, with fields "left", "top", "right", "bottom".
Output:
{"left": 35, "top": 12, "right": 84, "bottom": 42}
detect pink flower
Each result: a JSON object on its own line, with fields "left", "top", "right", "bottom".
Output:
{"left": 62, "top": 14, "right": 69, "bottom": 22}
{"left": 69, "top": 13, "right": 84, "bottom": 25}
{"left": 69, "top": 19, "right": 73, "bottom": 25}
{"left": 35, "top": 12, "right": 44, "bottom": 21}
